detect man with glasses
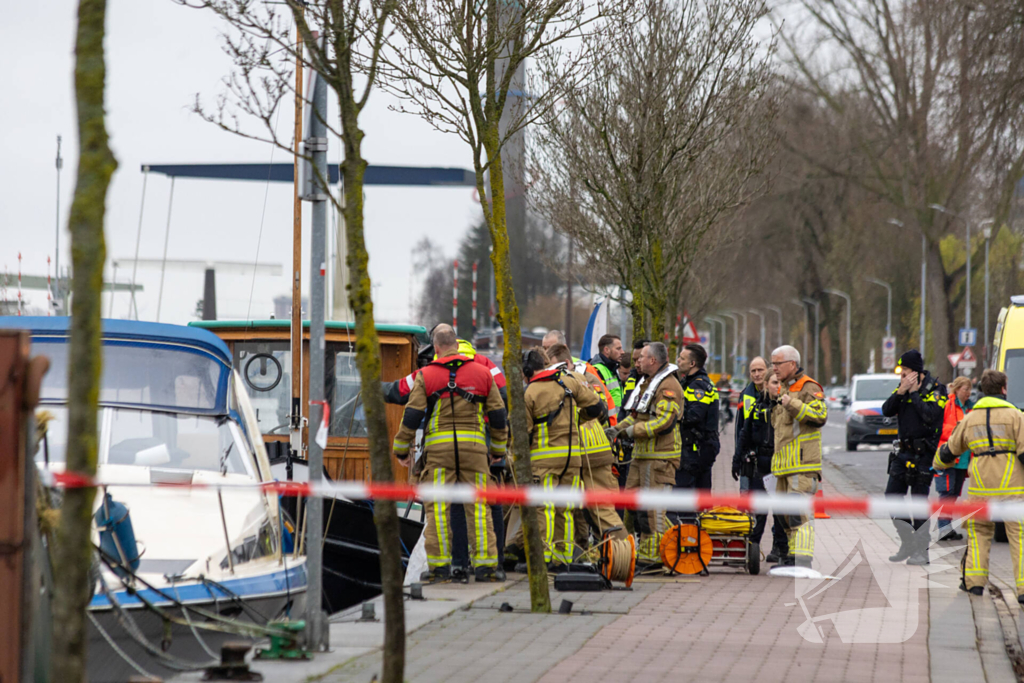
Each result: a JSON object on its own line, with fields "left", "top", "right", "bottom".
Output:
{"left": 769, "top": 345, "right": 828, "bottom": 568}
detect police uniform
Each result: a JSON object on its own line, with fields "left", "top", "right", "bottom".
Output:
{"left": 734, "top": 381, "right": 761, "bottom": 458}
{"left": 573, "top": 367, "right": 627, "bottom": 541}
{"left": 882, "top": 355, "right": 946, "bottom": 563}
{"left": 675, "top": 368, "right": 720, "bottom": 490}
{"left": 736, "top": 390, "right": 789, "bottom": 555}
{"left": 935, "top": 394, "right": 1024, "bottom": 597}
{"left": 771, "top": 368, "right": 827, "bottom": 566}
{"left": 524, "top": 365, "right": 604, "bottom": 565}
{"left": 392, "top": 354, "right": 508, "bottom": 577}
{"left": 617, "top": 364, "right": 683, "bottom": 562}
{"left": 590, "top": 353, "right": 623, "bottom": 408}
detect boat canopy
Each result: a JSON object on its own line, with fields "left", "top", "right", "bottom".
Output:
{"left": 0, "top": 317, "right": 232, "bottom": 415}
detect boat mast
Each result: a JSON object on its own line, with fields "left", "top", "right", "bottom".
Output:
{"left": 290, "top": 26, "right": 304, "bottom": 455}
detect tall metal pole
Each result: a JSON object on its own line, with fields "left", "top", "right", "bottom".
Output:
{"left": 155, "top": 177, "right": 175, "bottom": 322}
{"left": 765, "top": 305, "right": 783, "bottom": 349}
{"left": 706, "top": 316, "right": 725, "bottom": 375}
{"left": 921, "top": 235, "right": 927, "bottom": 357}
{"left": 305, "top": 64, "right": 329, "bottom": 651}
{"left": 452, "top": 260, "right": 459, "bottom": 333}
{"left": 722, "top": 312, "right": 740, "bottom": 377}
{"left": 824, "top": 289, "right": 852, "bottom": 386}
{"left": 55, "top": 135, "right": 63, "bottom": 308}
{"left": 129, "top": 167, "right": 149, "bottom": 319}
{"left": 864, "top": 277, "right": 892, "bottom": 338}
{"left": 982, "top": 220, "right": 994, "bottom": 365}
{"left": 748, "top": 309, "right": 766, "bottom": 359}
{"left": 290, "top": 27, "right": 305, "bottom": 449}
{"left": 564, "top": 239, "right": 573, "bottom": 349}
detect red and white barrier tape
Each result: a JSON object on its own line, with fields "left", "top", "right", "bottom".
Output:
{"left": 42, "top": 470, "right": 1024, "bottom": 522}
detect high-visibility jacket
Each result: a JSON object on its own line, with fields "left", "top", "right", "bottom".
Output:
{"left": 573, "top": 358, "right": 617, "bottom": 426}
{"left": 590, "top": 354, "right": 623, "bottom": 408}
{"left": 392, "top": 354, "right": 507, "bottom": 467}
{"left": 936, "top": 395, "right": 1024, "bottom": 499}
{"left": 572, "top": 368, "right": 616, "bottom": 468}
{"left": 770, "top": 369, "right": 827, "bottom": 476}
{"left": 618, "top": 367, "right": 683, "bottom": 461}
{"left": 524, "top": 366, "right": 604, "bottom": 468}
{"left": 734, "top": 381, "right": 761, "bottom": 453}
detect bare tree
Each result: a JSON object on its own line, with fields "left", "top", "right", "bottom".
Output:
{"left": 379, "top": 0, "right": 621, "bottom": 613}
{"left": 52, "top": 1, "right": 118, "bottom": 680}
{"left": 779, "top": 0, "right": 1024, "bottom": 371}
{"left": 181, "top": 0, "right": 407, "bottom": 677}
{"left": 530, "top": 0, "right": 780, "bottom": 341}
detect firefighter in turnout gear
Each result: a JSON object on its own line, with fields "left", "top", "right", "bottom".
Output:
{"left": 674, "top": 343, "right": 720, "bottom": 492}
{"left": 935, "top": 370, "right": 1024, "bottom": 600}
{"left": 610, "top": 342, "right": 682, "bottom": 563}
{"left": 393, "top": 325, "right": 508, "bottom": 583}
{"left": 883, "top": 349, "right": 947, "bottom": 566}
{"left": 522, "top": 347, "right": 605, "bottom": 568}
{"left": 769, "top": 345, "right": 828, "bottom": 568}
{"left": 547, "top": 344, "right": 627, "bottom": 542}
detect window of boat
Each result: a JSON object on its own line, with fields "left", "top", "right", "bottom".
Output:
{"left": 327, "top": 343, "right": 368, "bottom": 438}
{"left": 32, "top": 406, "right": 79, "bottom": 464}
{"left": 235, "top": 341, "right": 293, "bottom": 436}
{"left": 31, "top": 340, "right": 225, "bottom": 412}
{"left": 853, "top": 378, "right": 900, "bottom": 402}
{"left": 104, "top": 409, "right": 250, "bottom": 474}
{"left": 1005, "top": 350, "right": 1024, "bottom": 409}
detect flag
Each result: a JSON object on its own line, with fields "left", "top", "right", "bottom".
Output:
{"left": 311, "top": 400, "right": 330, "bottom": 449}
{"left": 580, "top": 298, "right": 608, "bottom": 361}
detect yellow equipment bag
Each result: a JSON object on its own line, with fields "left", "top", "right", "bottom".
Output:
{"left": 698, "top": 506, "right": 753, "bottom": 536}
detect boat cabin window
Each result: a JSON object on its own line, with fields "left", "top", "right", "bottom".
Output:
{"left": 328, "top": 344, "right": 368, "bottom": 438}
{"left": 235, "top": 341, "right": 293, "bottom": 436}
{"left": 105, "top": 409, "right": 250, "bottom": 474}
{"left": 33, "top": 406, "right": 77, "bottom": 464}
{"left": 33, "top": 340, "right": 224, "bottom": 412}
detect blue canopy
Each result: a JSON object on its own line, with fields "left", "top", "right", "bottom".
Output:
{"left": 0, "top": 317, "right": 232, "bottom": 414}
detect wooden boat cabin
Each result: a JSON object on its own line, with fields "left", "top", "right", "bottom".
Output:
{"left": 190, "top": 320, "right": 427, "bottom": 483}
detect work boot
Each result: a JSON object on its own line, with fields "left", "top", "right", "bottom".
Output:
{"left": 474, "top": 566, "right": 506, "bottom": 582}
{"left": 906, "top": 532, "right": 930, "bottom": 566}
{"left": 1017, "top": 594, "right": 1024, "bottom": 607}
{"left": 889, "top": 527, "right": 913, "bottom": 563}
{"left": 771, "top": 555, "right": 795, "bottom": 570}
{"left": 940, "top": 529, "right": 964, "bottom": 542}
{"left": 513, "top": 562, "right": 529, "bottom": 574}
{"left": 766, "top": 543, "right": 786, "bottom": 564}
{"left": 420, "top": 566, "right": 451, "bottom": 584}
{"left": 958, "top": 580, "right": 984, "bottom": 595}
{"left": 503, "top": 544, "right": 524, "bottom": 571}
{"left": 451, "top": 566, "right": 470, "bottom": 584}
{"left": 793, "top": 555, "right": 812, "bottom": 569}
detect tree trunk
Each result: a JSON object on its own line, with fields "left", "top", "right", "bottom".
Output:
{"left": 341, "top": 131, "right": 406, "bottom": 681}
{"left": 52, "top": 1, "right": 117, "bottom": 680}
{"left": 482, "top": 129, "right": 551, "bottom": 613}
{"left": 927, "top": 241, "right": 953, "bottom": 380}
{"left": 630, "top": 274, "right": 647, "bottom": 343}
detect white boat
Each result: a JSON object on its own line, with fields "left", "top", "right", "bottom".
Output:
{"left": 1, "top": 317, "right": 307, "bottom": 682}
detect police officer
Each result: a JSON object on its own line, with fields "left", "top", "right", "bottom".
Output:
{"left": 935, "top": 369, "right": 1024, "bottom": 600}
{"left": 522, "top": 347, "right": 605, "bottom": 568}
{"left": 392, "top": 325, "right": 508, "bottom": 583}
{"left": 590, "top": 334, "right": 624, "bottom": 408}
{"left": 675, "top": 343, "right": 720, "bottom": 491}
{"left": 770, "top": 344, "right": 828, "bottom": 568}
{"left": 610, "top": 342, "right": 682, "bottom": 563}
{"left": 734, "top": 356, "right": 767, "bottom": 456}
{"left": 883, "top": 349, "right": 947, "bottom": 565}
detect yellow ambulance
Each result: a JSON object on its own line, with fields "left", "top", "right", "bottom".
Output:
{"left": 991, "top": 295, "right": 1024, "bottom": 408}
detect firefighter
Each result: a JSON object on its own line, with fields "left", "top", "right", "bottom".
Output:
{"left": 392, "top": 325, "right": 508, "bottom": 583}
{"left": 769, "top": 344, "right": 828, "bottom": 568}
{"left": 675, "top": 343, "right": 720, "bottom": 492}
{"left": 590, "top": 334, "right": 624, "bottom": 408}
{"left": 542, "top": 330, "right": 616, "bottom": 422}
{"left": 883, "top": 349, "right": 947, "bottom": 566}
{"left": 522, "top": 346, "right": 605, "bottom": 568}
{"left": 935, "top": 369, "right": 1024, "bottom": 600}
{"left": 547, "top": 343, "right": 627, "bottom": 542}
{"left": 619, "top": 339, "right": 650, "bottom": 418}
{"left": 608, "top": 342, "right": 682, "bottom": 563}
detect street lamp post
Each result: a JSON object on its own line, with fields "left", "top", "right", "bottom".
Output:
{"left": 765, "top": 305, "right": 783, "bottom": 348}
{"left": 930, "top": 206, "right": 993, "bottom": 347}
{"left": 864, "top": 277, "right": 892, "bottom": 338}
{"left": 722, "top": 312, "right": 741, "bottom": 377}
{"left": 706, "top": 316, "right": 726, "bottom": 375}
{"left": 802, "top": 297, "right": 820, "bottom": 380}
{"left": 981, "top": 219, "right": 995, "bottom": 365}
{"left": 748, "top": 309, "right": 766, "bottom": 359}
{"left": 789, "top": 299, "right": 809, "bottom": 364}
{"left": 824, "top": 289, "right": 852, "bottom": 386}
{"left": 889, "top": 218, "right": 927, "bottom": 356}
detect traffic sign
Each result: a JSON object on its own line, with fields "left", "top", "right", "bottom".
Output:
{"left": 959, "top": 327, "right": 977, "bottom": 347}
{"left": 958, "top": 346, "right": 977, "bottom": 371}
{"left": 947, "top": 352, "right": 962, "bottom": 368}
{"left": 698, "top": 330, "right": 711, "bottom": 347}
{"left": 882, "top": 336, "right": 896, "bottom": 370}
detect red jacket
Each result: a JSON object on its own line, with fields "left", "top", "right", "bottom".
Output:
{"left": 383, "top": 342, "right": 505, "bottom": 405}
{"left": 939, "top": 397, "right": 970, "bottom": 469}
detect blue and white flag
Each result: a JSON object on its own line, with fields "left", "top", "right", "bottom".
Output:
{"left": 580, "top": 298, "right": 608, "bottom": 362}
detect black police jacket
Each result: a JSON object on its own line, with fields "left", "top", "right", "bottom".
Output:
{"left": 881, "top": 372, "right": 947, "bottom": 454}
{"left": 733, "top": 381, "right": 760, "bottom": 454}
{"left": 736, "top": 394, "right": 775, "bottom": 475}
{"left": 678, "top": 368, "right": 721, "bottom": 469}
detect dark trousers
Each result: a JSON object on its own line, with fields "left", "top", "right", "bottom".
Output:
{"left": 885, "top": 469, "right": 932, "bottom": 532}
{"left": 669, "top": 465, "right": 712, "bottom": 525}
{"left": 451, "top": 503, "right": 504, "bottom": 568}
{"left": 741, "top": 474, "right": 788, "bottom": 549}
{"left": 936, "top": 469, "right": 967, "bottom": 530}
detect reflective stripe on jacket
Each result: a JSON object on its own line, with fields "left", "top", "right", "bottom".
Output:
{"left": 770, "top": 370, "right": 827, "bottom": 476}
{"left": 937, "top": 395, "right": 1024, "bottom": 499}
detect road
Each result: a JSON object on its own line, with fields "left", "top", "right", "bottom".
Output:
{"left": 821, "top": 410, "right": 892, "bottom": 495}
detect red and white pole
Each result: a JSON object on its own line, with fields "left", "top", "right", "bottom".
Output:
{"left": 471, "top": 261, "right": 478, "bottom": 335}
{"left": 17, "top": 252, "right": 22, "bottom": 316}
{"left": 47, "top": 257, "right": 52, "bottom": 316}
{"left": 452, "top": 259, "right": 459, "bottom": 334}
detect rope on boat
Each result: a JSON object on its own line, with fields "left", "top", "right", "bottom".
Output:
{"left": 88, "top": 611, "right": 156, "bottom": 679}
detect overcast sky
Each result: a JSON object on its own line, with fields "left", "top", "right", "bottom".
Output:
{"left": 0, "top": 2, "right": 481, "bottom": 324}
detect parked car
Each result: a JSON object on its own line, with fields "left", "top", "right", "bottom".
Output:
{"left": 845, "top": 373, "right": 901, "bottom": 451}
